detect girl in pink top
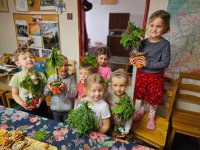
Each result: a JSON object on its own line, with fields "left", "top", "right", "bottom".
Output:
{"left": 95, "top": 47, "right": 112, "bottom": 80}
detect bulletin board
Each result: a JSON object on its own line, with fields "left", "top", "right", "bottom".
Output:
{"left": 13, "top": 13, "right": 60, "bottom": 57}
{"left": 15, "top": 0, "right": 63, "bottom": 11}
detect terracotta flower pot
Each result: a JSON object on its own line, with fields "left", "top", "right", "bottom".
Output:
{"left": 134, "top": 56, "right": 143, "bottom": 68}
{"left": 50, "top": 81, "right": 65, "bottom": 95}
{"left": 129, "top": 52, "right": 145, "bottom": 68}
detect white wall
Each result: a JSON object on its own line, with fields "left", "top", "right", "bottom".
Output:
{"left": 86, "top": 0, "right": 146, "bottom": 47}
{"left": 0, "top": 0, "right": 79, "bottom": 66}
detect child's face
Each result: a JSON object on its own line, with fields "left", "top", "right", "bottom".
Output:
{"left": 87, "top": 83, "right": 104, "bottom": 102}
{"left": 97, "top": 54, "right": 109, "bottom": 67}
{"left": 16, "top": 52, "right": 35, "bottom": 70}
{"left": 79, "top": 68, "right": 90, "bottom": 83}
{"left": 148, "top": 17, "right": 166, "bottom": 39}
{"left": 58, "top": 60, "right": 69, "bottom": 77}
{"left": 111, "top": 76, "right": 127, "bottom": 97}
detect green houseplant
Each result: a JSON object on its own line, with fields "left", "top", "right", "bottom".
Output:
{"left": 120, "top": 21, "right": 145, "bottom": 68}
{"left": 120, "top": 21, "right": 144, "bottom": 51}
{"left": 66, "top": 101, "right": 97, "bottom": 137}
{"left": 20, "top": 70, "right": 46, "bottom": 109}
{"left": 112, "top": 95, "right": 135, "bottom": 138}
{"left": 45, "top": 48, "right": 65, "bottom": 95}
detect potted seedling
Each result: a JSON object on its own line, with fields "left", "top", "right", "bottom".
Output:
{"left": 46, "top": 48, "right": 65, "bottom": 95}
{"left": 20, "top": 70, "right": 46, "bottom": 109}
{"left": 120, "top": 21, "right": 145, "bottom": 68}
{"left": 112, "top": 95, "right": 135, "bottom": 139}
{"left": 66, "top": 101, "right": 97, "bottom": 137}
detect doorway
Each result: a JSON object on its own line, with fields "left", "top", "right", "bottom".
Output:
{"left": 78, "top": 0, "right": 150, "bottom": 74}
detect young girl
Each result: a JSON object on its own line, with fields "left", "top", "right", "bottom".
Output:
{"left": 44, "top": 55, "right": 77, "bottom": 122}
{"left": 95, "top": 47, "right": 112, "bottom": 80}
{"left": 130, "top": 10, "right": 171, "bottom": 130}
{"left": 79, "top": 73, "right": 111, "bottom": 134}
{"left": 9, "top": 47, "right": 48, "bottom": 118}
{"left": 106, "top": 69, "right": 134, "bottom": 135}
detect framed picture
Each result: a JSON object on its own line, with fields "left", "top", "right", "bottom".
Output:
{"left": 0, "top": 0, "right": 9, "bottom": 12}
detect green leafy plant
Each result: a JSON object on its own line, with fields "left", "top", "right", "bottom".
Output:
{"left": 112, "top": 95, "right": 135, "bottom": 135}
{"left": 66, "top": 101, "right": 97, "bottom": 137}
{"left": 45, "top": 47, "right": 63, "bottom": 80}
{"left": 80, "top": 53, "right": 98, "bottom": 69}
{"left": 20, "top": 70, "right": 46, "bottom": 98}
{"left": 120, "top": 21, "right": 144, "bottom": 50}
{"left": 112, "top": 95, "right": 135, "bottom": 123}
{"left": 34, "top": 130, "right": 49, "bottom": 140}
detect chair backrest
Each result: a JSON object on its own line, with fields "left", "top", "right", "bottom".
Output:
{"left": 157, "top": 77, "right": 178, "bottom": 121}
{"left": 175, "top": 72, "right": 200, "bottom": 111}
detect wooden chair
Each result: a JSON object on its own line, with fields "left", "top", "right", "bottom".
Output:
{"left": 0, "top": 89, "right": 8, "bottom": 106}
{"left": 131, "top": 77, "right": 178, "bottom": 150}
{"left": 167, "top": 72, "right": 200, "bottom": 150}
{"left": 5, "top": 91, "right": 17, "bottom": 108}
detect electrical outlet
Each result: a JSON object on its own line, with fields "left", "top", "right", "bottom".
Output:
{"left": 67, "top": 13, "right": 73, "bottom": 20}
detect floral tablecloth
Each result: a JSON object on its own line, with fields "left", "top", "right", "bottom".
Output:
{"left": 0, "top": 105, "right": 153, "bottom": 150}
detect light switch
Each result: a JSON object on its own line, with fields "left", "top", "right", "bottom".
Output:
{"left": 67, "top": 13, "right": 73, "bottom": 20}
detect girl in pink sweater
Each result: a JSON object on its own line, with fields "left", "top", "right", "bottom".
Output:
{"left": 95, "top": 47, "right": 112, "bottom": 80}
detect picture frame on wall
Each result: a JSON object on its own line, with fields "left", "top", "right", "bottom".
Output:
{"left": 0, "top": 0, "right": 9, "bottom": 12}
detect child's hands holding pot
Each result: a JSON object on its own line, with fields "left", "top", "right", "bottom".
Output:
{"left": 129, "top": 56, "right": 147, "bottom": 68}
{"left": 48, "top": 82, "right": 66, "bottom": 95}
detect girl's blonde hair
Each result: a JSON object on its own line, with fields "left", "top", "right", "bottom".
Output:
{"left": 149, "top": 10, "right": 171, "bottom": 34}
{"left": 110, "top": 69, "right": 130, "bottom": 85}
{"left": 14, "top": 48, "right": 35, "bottom": 61}
{"left": 84, "top": 73, "right": 105, "bottom": 91}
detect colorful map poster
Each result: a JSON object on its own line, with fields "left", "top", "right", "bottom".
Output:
{"left": 165, "top": 0, "right": 200, "bottom": 76}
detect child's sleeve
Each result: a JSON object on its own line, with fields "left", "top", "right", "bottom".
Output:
{"left": 43, "top": 75, "right": 54, "bottom": 96}
{"left": 9, "top": 73, "right": 19, "bottom": 88}
{"left": 124, "top": 95, "right": 134, "bottom": 134}
{"left": 66, "top": 76, "right": 77, "bottom": 98}
{"left": 101, "top": 102, "right": 111, "bottom": 119}
{"left": 124, "top": 116, "right": 134, "bottom": 134}
{"left": 107, "top": 67, "right": 112, "bottom": 79}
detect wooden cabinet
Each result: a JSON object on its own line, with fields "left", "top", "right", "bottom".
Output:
{"left": 107, "top": 13, "right": 130, "bottom": 57}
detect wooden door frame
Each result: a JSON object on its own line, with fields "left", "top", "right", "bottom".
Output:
{"left": 77, "top": 0, "right": 150, "bottom": 59}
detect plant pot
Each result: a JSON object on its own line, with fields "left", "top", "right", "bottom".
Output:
{"left": 133, "top": 56, "right": 143, "bottom": 68}
{"left": 23, "top": 97, "right": 39, "bottom": 109}
{"left": 50, "top": 81, "right": 65, "bottom": 95}
{"left": 112, "top": 131, "right": 126, "bottom": 139}
{"left": 129, "top": 52, "right": 145, "bottom": 68}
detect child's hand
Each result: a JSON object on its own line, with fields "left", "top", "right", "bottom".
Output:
{"left": 23, "top": 102, "right": 35, "bottom": 111}
{"left": 129, "top": 57, "right": 145, "bottom": 68}
{"left": 59, "top": 83, "right": 66, "bottom": 91}
{"left": 139, "top": 56, "right": 147, "bottom": 67}
{"left": 47, "top": 83, "right": 53, "bottom": 91}
{"left": 35, "top": 97, "right": 43, "bottom": 108}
